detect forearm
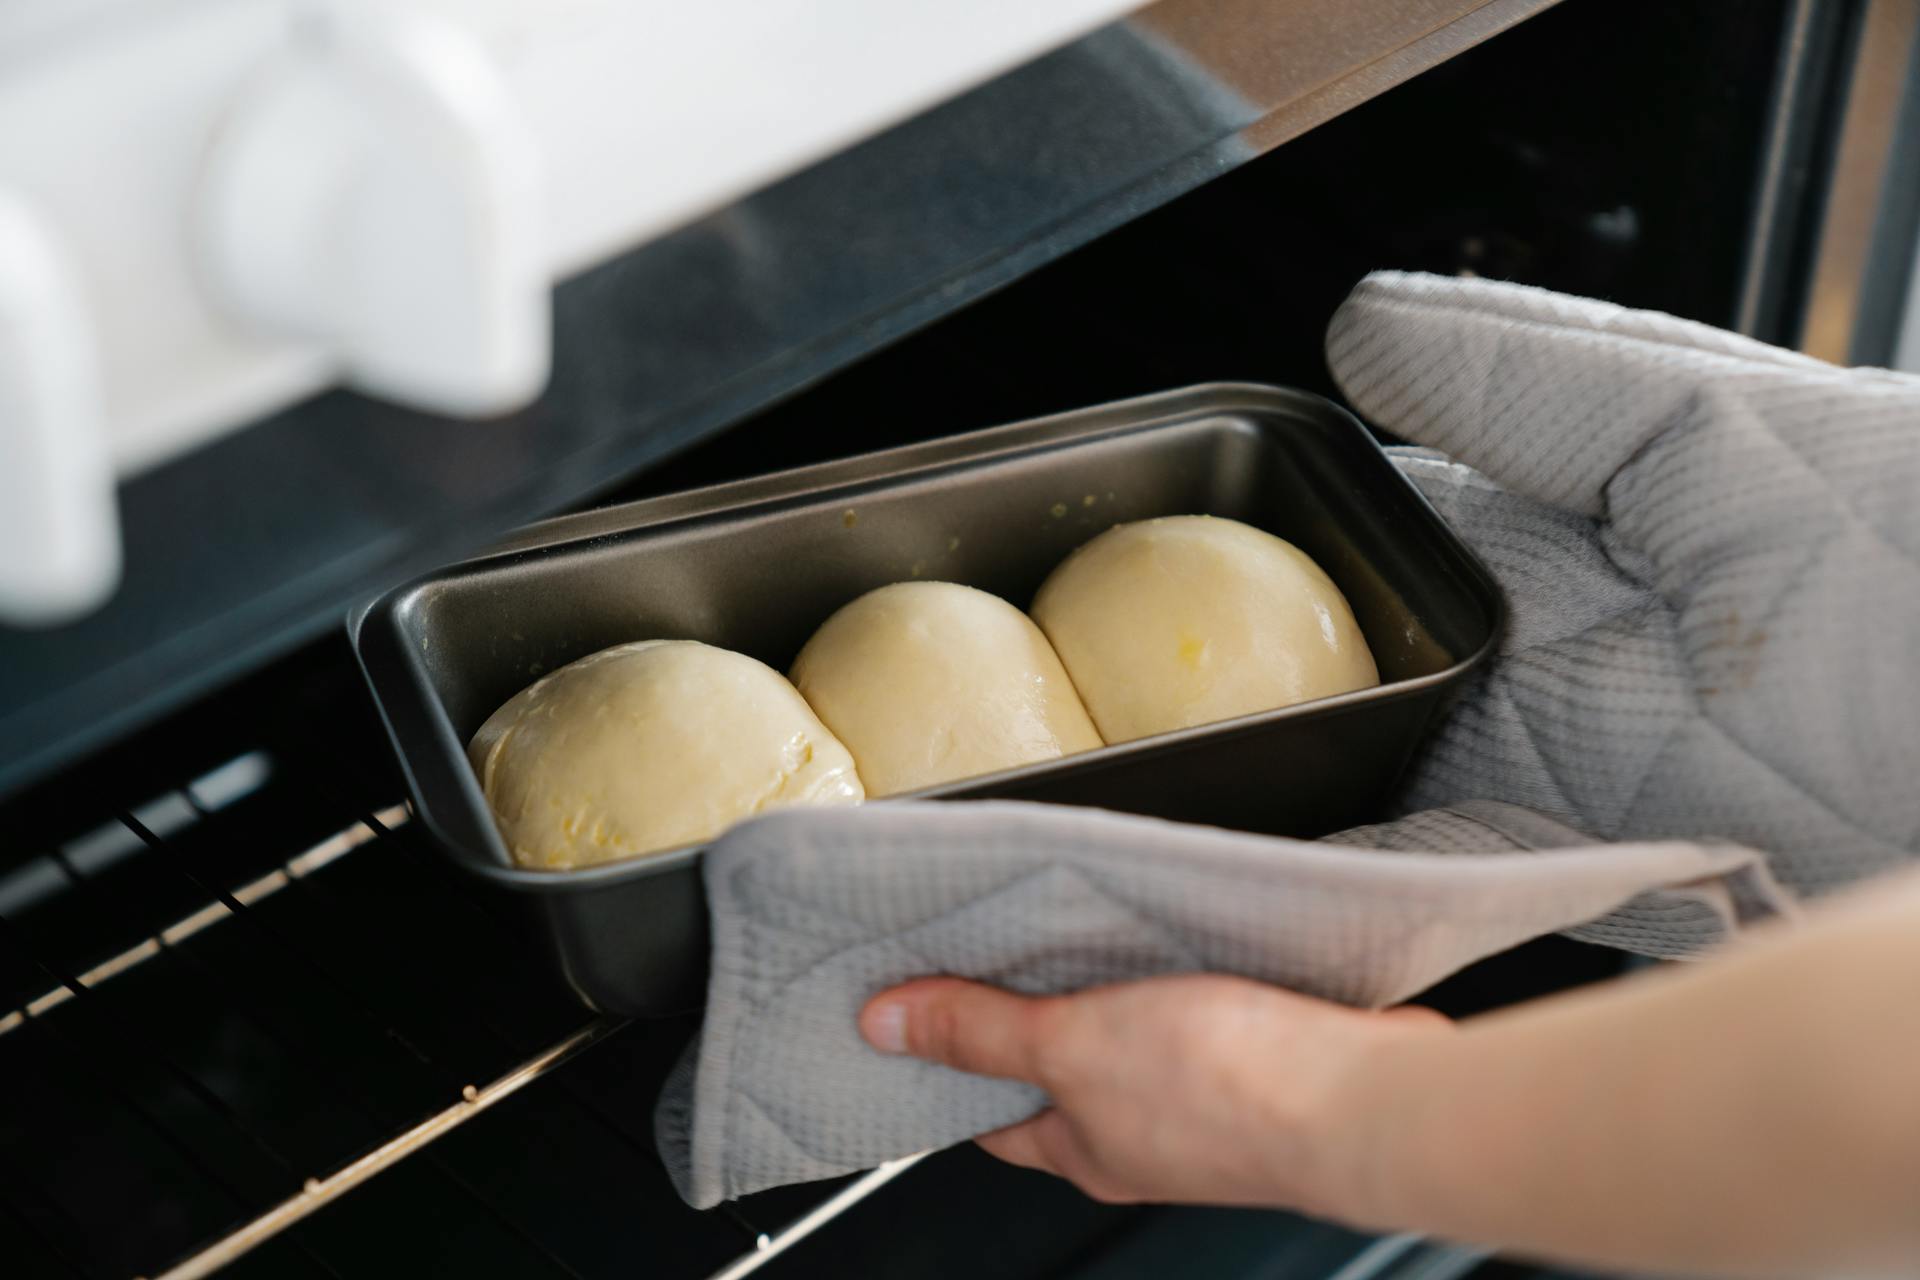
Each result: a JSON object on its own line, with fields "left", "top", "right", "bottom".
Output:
{"left": 1338, "top": 866, "right": 1920, "bottom": 1277}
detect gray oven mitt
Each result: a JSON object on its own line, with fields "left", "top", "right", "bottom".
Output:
{"left": 1330, "top": 271, "right": 1920, "bottom": 895}
{"left": 656, "top": 799, "right": 1790, "bottom": 1208}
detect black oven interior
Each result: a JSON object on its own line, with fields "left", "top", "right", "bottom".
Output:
{"left": 0, "top": 1, "right": 1854, "bottom": 1276}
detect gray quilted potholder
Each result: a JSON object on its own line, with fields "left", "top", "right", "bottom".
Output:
{"left": 656, "top": 799, "right": 1790, "bottom": 1208}
{"left": 1331, "top": 271, "right": 1920, "bottom": 895}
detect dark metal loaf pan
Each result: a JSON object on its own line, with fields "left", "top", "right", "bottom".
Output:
{"left": 350, "top": 384, "right": 1503, "bottom": 1016}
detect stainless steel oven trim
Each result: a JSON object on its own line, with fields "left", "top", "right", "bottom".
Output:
{"left": 1800, "top": 0, "right": 1920, "bottom": 362}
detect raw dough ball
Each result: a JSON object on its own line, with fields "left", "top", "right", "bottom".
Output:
{"left": 790, "top": 581, "right": 1102, "bottom": 796}
{"left": 1031, "top": 515, "right": 1379, "bottom": 743}
{"left": 468, "top": 640, "right": 863, "bottom": 869}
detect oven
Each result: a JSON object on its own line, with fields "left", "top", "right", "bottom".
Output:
{"left": 2, "top": 0, "right": 1912, "bottom": 1275}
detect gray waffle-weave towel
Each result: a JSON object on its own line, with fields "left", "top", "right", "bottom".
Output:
{"left": 657, "top": 799, "right": 1790, "bottom": 1208}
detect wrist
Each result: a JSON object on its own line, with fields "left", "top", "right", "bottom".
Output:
{"left": 1311, "top": 1014, "right": 1459, "bottom": 1233}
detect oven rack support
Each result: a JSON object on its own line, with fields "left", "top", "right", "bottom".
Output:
{"left": 0, "top": 786, "right": 935, "bottom": 1280}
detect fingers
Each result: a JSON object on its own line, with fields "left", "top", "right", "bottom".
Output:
{"left": 1326, "top": 271, "right": 1836, "bottom": 519}
{"left": 860, "top": 977, "right": 1051, "bottom": 1082}
{"left": 976, "top": 1109, "right": 1067, "bottom": 1174}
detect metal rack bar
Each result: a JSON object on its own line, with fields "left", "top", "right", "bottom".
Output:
{"left": 4, "top": 791, "right": 924, "bottom": 1276}
{"left": 0, "top": 808, "right": 396, "bottom": 1040}
{"left": 133, "top": 799, "right": 621, "bottom": 1279}
{"left": 1318, "top": 1234, "right": 1492, "bottom": 1280}
{"left": 0, "top": 914, "right": 294, "bottom": 1194}
{"left": 144, "top": 1017, "right": 625, "bottom": 1280}
{"left": 116, "top": 804, "right": 458, "bottom": 1079}
{"left": 41, "top": 824, "right": 591, "bottom": 1280}
{"left": 0, "top": 798, "right": 622, "bottom": 1278}
{"left": 349, "top": 804, "right": 751, "bottom": 1244}
{"left": 320, "top": 805, "right": 590, "bottom": 1059}
{"left": 1, "top": 907, "right": 368, "bottom": 1277}
{"left": 700, "top": 1154, "right": 930, "bottom": 1280}
{"left": 0, "top": 947, "right": 261, "bottom": 1250}
{"left": 358, "top": 804, "right": 527, "bottom": 932}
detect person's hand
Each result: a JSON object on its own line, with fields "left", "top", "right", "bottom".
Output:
{"left": 1331, "top": 271, "right": 1920, "bottom": 896}
{"left": 858, "top": 873, "right": 1920, "bottom": 1280}
{"left": 859, "top": 973, "right": 1449, "bottom": 1214}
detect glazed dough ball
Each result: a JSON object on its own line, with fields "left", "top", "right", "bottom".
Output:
{"left": 468, "top": 640, "right": 863, "bottom": 869}
{"left": 790, "top": 581, "right": 1102, "bottom": 796}
{"left": 1031, "top": 516, "right": 1379, "bottom": 744}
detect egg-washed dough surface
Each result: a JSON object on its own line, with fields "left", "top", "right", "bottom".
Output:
{"left": 1033, "top": 515, "right": 1379, "bottom": 743}
{"left": 791, "top": 581, "right": 1101, "bottom": 796}
{"left": 469, "top": 640, "right": 863, "bottom": 869}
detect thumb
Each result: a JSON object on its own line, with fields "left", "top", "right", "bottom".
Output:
{"left": 860, "top": 977, "right": 1051, "bottom": 1083}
